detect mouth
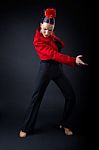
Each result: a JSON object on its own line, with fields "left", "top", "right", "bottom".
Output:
{"left": 44, "top": 35, "right": 50, "bottom": 38}
{"left": 45, "top": 35, "right": 49, "bottom": 37}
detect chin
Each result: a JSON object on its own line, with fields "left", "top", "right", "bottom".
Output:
{"left": 44, "top": 35, "right": 50, "bottom": 38}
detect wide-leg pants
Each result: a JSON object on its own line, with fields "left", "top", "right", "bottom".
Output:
{"left": 21, "top": 60, "right": 76, "bottom": 133}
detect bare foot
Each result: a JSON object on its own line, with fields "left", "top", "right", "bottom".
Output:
{"left": 64, "top": 128, "right": 73, "bottom": 136}
{"left": 19, "top": 130, "right": 27, "bottom": 138}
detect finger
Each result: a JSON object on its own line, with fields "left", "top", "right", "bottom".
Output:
{"left": 79, "top": 59, "right": 84, "bottom": 64}
{"left": 78, "top": 55, "right": 83, "bottom": 58}
{"left": 79, "top": 60, "right": 88, "bottom": 65}
{"left": 83, "top": 63, "right": 88, "bottom": 66}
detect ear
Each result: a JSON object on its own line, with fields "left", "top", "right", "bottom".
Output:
{"left": 40, "top": 23, "right": 42, "bottom": 28}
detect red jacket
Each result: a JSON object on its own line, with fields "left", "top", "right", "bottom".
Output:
{"left": 33, "top": 27, "right": 76, "bottom": 66}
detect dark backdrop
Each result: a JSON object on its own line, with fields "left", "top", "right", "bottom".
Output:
{"left": 0, "top": 0, "right": 96, "bottom": 149}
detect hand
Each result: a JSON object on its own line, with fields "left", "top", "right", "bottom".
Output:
{"left": 76, "top": 55, "right": 88, "bottom": 66}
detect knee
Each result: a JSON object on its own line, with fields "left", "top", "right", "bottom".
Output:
{"left": 71, "top": 92, "right": 76, "bottom": 107}
{"left": 67, "top": 90, "right": 76, "bottom": 106}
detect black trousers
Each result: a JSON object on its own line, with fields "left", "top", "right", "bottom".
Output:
{"left": 21, "top": 60, "right": 76, "bottom": 133}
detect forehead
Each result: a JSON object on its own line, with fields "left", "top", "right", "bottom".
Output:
{"left": 42, "top": 22, "right": 54, "bottom": 29}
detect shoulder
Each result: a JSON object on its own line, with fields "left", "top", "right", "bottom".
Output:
{"left": 51, "top": 33, "right": 65, "bottom": 48}
{"left": 33, "top": 27, "right": 49, "bottom": 45}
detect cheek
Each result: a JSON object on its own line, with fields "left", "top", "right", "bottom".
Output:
{"left": 49, "top": 31, "right": 52, "bottom": 35}
{"left": 44, "top": 31, "right": 46, "bottom": 34}
{"left": 42, "top": 30, "right": 46, "bottom": 34}
{"left": 41, "top": 30, "right": 44, "bottom": 35}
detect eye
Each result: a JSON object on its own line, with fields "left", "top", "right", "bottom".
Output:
{"left": 49, "top": 29, "right": 52, "bottom": 31}
{"left": 44, "top": 28, "right": 47, "bottom": 30}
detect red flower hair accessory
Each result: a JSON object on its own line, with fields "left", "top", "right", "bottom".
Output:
{"left": 44, "top": 8, "right": 56, "bottom": 18}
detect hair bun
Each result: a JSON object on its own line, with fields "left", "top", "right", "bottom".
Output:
{"left": 44, "top": 8, "right": 56, "bottom": 18}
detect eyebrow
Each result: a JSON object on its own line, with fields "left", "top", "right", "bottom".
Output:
{"left": 43, "top": 28, "right": 53, "bottom": 30}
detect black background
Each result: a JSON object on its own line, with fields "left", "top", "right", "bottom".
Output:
{"left": 0, "top": 0, "right": 96, "bottom": 149}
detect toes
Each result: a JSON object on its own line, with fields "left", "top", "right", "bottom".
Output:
{"left": 19, "top": 130, "right": 27, "bottom": 138}
{"left": 64, "top": 128, "right": 73, "bottom": 136}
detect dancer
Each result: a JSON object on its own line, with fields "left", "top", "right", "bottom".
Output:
{"left": 19, "top": 8, "right": 88, "bottom": 138}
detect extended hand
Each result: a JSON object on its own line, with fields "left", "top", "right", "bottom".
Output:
{"left": 76, "top": 55, "right": 88, "bottom": 66}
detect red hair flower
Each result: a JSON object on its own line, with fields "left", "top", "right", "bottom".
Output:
{"left": 44, "top": 8, "right": 56, "bottom": 18}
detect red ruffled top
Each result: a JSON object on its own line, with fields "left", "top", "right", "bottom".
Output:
{"left": 33, "top": 28, "right": 76, "bottom": 66}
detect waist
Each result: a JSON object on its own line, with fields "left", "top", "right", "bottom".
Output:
{"left": 41, "top": 60, "right": 60, "bottom": 64}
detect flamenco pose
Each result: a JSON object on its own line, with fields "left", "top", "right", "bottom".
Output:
{"left": 19, "top": 8, "right": 88, "bottom": 138}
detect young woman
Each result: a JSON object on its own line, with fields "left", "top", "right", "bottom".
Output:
{"left": 19, "top": 8, "right": 88, "bottom": 138}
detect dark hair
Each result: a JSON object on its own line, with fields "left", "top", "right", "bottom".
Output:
{"left": 42, "top": 16, "right": 55, "bottom": 24}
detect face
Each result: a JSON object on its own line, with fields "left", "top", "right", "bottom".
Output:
{"left": 40, "top": 22, "right": 55, "bottom": 38}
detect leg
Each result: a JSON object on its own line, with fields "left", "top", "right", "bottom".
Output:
{"left": 53, "top": 71, "right": 76, "bottom": 135}
{"left": 19, "top": 63, "right": 50, "bottom": 137}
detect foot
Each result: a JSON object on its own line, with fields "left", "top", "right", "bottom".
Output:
{"left": 64, "top": 128, "right": 73, "bottom": 136}
{"left": 19, "top": 130, "right": 27, "bottom": 138}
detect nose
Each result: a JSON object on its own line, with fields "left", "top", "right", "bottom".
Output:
{"left": 45, "top": 30, "right": 49, "bottom": 35}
